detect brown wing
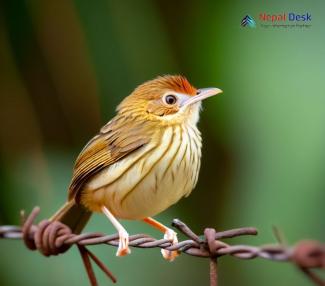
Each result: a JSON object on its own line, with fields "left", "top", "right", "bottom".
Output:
{"left": 68, "top": 116, "right": 154, "bottom": 201}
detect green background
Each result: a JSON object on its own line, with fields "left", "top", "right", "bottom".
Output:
{"left": 0, "top": 0, "right": 324, "bottom": 285}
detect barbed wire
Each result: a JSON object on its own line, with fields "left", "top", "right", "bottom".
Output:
{"left": 0, "top": 207, "right": 324, "bottom": 286}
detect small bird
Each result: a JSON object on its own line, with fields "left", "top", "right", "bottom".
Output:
{"left": 51, "top": 75, "right": 222, "bottom": 261}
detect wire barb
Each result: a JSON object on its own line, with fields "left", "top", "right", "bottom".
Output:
{"left": 0, "top": 207, "right": 324, "bottom": 286}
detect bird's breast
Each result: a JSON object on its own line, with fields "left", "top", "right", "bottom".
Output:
{"left": 81, "top": 124, "right": 202, "bottom": 219}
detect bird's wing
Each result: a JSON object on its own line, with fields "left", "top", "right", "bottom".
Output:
{"left": 68, "top": 116, "right": 154, "bottom": 201}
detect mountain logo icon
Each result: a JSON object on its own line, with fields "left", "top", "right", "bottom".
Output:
{"left": 241, "top": 15, "right": 256, "bottom": 28}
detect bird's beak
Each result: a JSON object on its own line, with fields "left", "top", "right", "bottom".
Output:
{"left": 181, "top": 87, "right": 223, "bottom": 107}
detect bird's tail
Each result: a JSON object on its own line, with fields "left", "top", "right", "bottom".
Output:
{"left": 49, "top": 200, "right": 92, "bottom": 234}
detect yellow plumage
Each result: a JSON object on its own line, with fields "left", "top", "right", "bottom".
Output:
{"left": 51, "top": 75, "right": 221, "bottom": 259}
{"left": 81, "top": 111, "right": 202, "bottom": 219}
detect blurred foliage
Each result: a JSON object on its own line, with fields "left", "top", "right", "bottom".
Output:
{"left": 0, "top": 0, "right": 324, "bottom": 285}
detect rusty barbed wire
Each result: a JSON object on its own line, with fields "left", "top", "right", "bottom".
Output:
{"left": 0, "top": 207, "right": 324, "bottom": 286}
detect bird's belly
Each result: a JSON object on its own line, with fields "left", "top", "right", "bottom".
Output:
{"left": 81, "top": 125, "right": 201, "bottom": 220}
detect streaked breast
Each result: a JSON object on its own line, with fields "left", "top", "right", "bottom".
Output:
{"left": 82, "top": 124, "right": 202, "bottom": 219}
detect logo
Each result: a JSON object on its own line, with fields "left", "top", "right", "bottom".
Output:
{"left": 241, "top": 15, "right": 256, "bottom": 28}
{"left": 241, "top": 12, "right": 312, "bottom": 29}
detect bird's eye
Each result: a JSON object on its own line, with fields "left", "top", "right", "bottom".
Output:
{"left": 164, "top": 94, "right": 177, "bottom": 105}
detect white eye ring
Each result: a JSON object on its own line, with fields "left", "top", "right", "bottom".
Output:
{"left": 163, "top": 94, "right": 178, "bottom": 105}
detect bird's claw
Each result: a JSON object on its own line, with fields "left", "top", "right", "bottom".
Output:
{"left": 161, "top": 228, "right": 179, "bottom": 261}
{"left": 116, "top": 229, "right": 131, "bottom": 256}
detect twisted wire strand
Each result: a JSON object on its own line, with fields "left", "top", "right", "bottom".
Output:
{"left": 0, "top": 207, "right": 324, "bottom": 286}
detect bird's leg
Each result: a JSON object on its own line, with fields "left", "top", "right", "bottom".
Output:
{"left": 143, "top": 217, "right": 179, "bottom": 261}
{"left": 101, "top": 206, "right": 130, "bottom": 256}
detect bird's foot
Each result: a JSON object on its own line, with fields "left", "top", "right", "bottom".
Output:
{"left": 116, "top": 229, "right": 131, "bottom": 256}
{"left": 161, "top": 228, "right": 179, "bottom": 261}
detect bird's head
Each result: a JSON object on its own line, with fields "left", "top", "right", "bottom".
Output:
{"left": 117, "top": 75, "right": 222, "bottom": 125}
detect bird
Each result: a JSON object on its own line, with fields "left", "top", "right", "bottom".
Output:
{"left": 50, "top": 75, "right": 222, "bottom": 261}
